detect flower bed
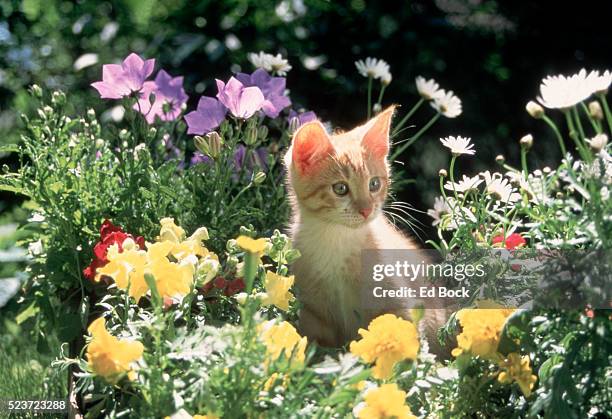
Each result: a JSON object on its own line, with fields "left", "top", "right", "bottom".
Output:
{"left": 1, "top": 53, "right": 610, "bottom": 418}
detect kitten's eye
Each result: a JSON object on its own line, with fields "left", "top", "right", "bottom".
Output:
{"left": 369, "top": 177, "right": 382, "bottom": 192}
{"left": 332, "top": 182, "right": 349, "bottom": 196}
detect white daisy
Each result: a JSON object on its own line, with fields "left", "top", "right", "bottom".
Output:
{"left": 415, "top": 76, "right": 443, "bottom": 100}
{"left": 586, "top": 69, "right": 612, "bottom": 95}
{"left": 427, "top": 196, "right": 450, "bottom": 226}
{"left": 431, "top": 90, "right": 462, "bottom": 118}
{"left": 354, "top": 57, "right": 391, "bottom": 81}
{"left": 444, "top": 174, "right": 483, "bottom": 192}
{"left": 440, "top": 136, "right": 475, "bottom": 156}
{"left": 248, "top": 51, "right": 292, "bottom": 75}
{"left": 537, "top": 69, "right": 592, "bottom": 109}
{"left": 485, "top": 175, "right": 521, "bottom": 202}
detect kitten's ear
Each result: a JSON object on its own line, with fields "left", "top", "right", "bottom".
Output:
{"left": 362, "top": 105, "right": 396, "bottom": 159}
{"left": 291, "top": 121, "right": 334, "bottom": 175}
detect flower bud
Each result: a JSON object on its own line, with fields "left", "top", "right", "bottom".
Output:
{"left": 542, "top": 166, "right": 551, "bottom": 174}
{"left": 119, "top": 129, "right": 130, "bottom": 141}
{"left": 234, "top": 292, "right": 248, "bottom": 305}
{"left": 253, "top": 171, "right": 266, "bottom": 185}
{"left": 526, "top": 101, "right": 544, "bottom": 119}
{"left": 372, "top": 103, "right": 382, "bottom": 114}
{"left": 95, "top": 139, "right": 105, "bottom": 149}
{"left": 206, "top": 131, "right": 223, "bottom": 158}
{"left": 196, "top": 257, "right": 220, "bottom": 286}
{"left": 587, "top": 134, "right": 608, "bottom": 152}
{"left": 87, "top": 108, "right": 96, "bottom": 121}
{"left": 148, "top": 92, "right": 156, "bottom": 105}
{"left": 520, "top": 134, "right": 533, "bottom": 150}
{"left": 258, "top": 125, "right": 268, "bottom": 141}
{"left": 438, "top": 169, "right": 448, "bottom": 177}
{"left": 588, "top": 101, "right": 603, "bottom": 121}
{"left": 495, "top": 155, "right": 505, "bottom": 165}
{"left": 288, "top": 117, "right": 300, "bottom": 134}
{"left": 149, "top": 127, "right": 157, "bottom": 137}
{"left": 29, "top": 84, "right": 43, "bottom": 98}
{"left": 244, "top": 123, "right": 258, "bottom": 145}
{"left": 51, "top": 91, "right": 66, "bottom": 106}
{"left": 43, "top": 106, "right": 54, "bottom": 118}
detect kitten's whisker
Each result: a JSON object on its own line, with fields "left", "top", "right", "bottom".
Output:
{"left": 389, "top": 201, "right": 426, "bottom": 214}
{"left": 383, "top": 207, "right": 425, "bottom": 240}
{"left": 387, "top": 205, "right": 423, "bottom": 225}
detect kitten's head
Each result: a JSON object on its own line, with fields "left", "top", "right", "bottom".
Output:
{"left": 285, "top": 106, "right": 395, "bottom": 228}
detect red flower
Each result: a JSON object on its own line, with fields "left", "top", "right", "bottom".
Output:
{"left": 492, "top": 233, "right": 526, "bottom": 250}
{"left": 213, "top": 276, "right": 227, "bottom": 290}
{"left": 83, "top": 220, "right": 145, "bottom": 280}
{"left": 224, "top": 278, "right": 245, "bottom": 296}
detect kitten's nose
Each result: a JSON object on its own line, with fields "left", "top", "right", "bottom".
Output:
{"left": 359, "top": 207, "right": 373, "bottom": 219}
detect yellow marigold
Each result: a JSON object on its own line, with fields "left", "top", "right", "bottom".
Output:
{"left": 86, "top": 318, "right": 144, "bottom": 384}
{"left": 349, "top": 314, "right": 419, "bottom": 380}
{"left": 236, "top": 235, "right": 267, "bottom": 255}
{"left": 355, "top": 383, "right": 416, "bottom": 419}
{"left": 259, "top": 320, "right": 307, "bottom": 368}
{"left": 95, "top": 244, "right": 149, "bottom": 302}
{"left": 498, "top": 353, "right": 537, "bottom": 397}
{"left": 451, "top": 305, "right": 515, "bottom": 359}
{"left": 262, "top": 271, "right": 295, "bottom": 311}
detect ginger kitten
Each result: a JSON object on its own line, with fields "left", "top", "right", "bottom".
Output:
{"left": 284, "top": 107, "right": 449, "bottom": 355}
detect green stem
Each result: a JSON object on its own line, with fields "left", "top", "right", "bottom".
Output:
{"left": 376, "top": 84, "right": 387, "bottom": 107}
{"left": 572, "top": 106, "right": 586, "bottom": 140}
{"left": 598, "top": 93, "right": 612, "bottom": 134}
{"left": 564, "top": 111, "right": 586, "bottom": 159}
{"left": 390, "top": 112, "right": 440, "bottom": 161}
{"left": 542, "top": 114, "right": 567, "bottom": 157}
{"left": 580, "top": 102, "right": 601, "bottom": 133}
{"left": 520, "top": 147, "right": 528, "bottom": 178}
{"left": 367, "top": 76, "right": 373, "bottom": 119}
{"left": 392, "top": 98, "right": 424, "bottom": 137}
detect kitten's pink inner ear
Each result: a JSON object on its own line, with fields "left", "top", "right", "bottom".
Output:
{"left": 362, "top": 106, "right": 395, "bottom": 159}
{"left": 292, "top": 121, "right": 334, "bottom": 175}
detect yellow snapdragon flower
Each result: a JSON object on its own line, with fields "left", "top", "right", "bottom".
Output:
{"left": 86, "top": 318, "right": 144, "bottom": 384}
{"left": 261, "top": 271, "right": 295, "bottom": 311}
{"left": 236, "top": 235, "right": 267, "bottom": 255}
{"left": 350, "top": 314, "right": 419, "bottom": 380}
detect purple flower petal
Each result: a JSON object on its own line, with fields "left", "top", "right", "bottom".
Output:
{"left": 184, "top": 96, "right": 227, "bottom": 135}
{"left": 216, "top": 77, "right": 264, "bottom": 118}
{"left": 289, "top": 110, "right": 317, "bottom": 126}
{"left": 91, "top": 53, "right": 155, "bottom": 100}
{"left": 135, "top": 69, "right": 189, "bottom": 124}
{"left": 235, "top": 69, "right": 291, "bottom": 118}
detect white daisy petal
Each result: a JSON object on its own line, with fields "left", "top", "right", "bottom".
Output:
{"left": 444, "top": 174, "right": 483, "bottom": 192}
{"left": 537, "top": 69, "right": 592, "bottom": 109}
{"left": 440, "top": 136, "right": 475, "bottom": 156}
{"left": 431, "top": 90, "right": 462, "bottom": 118}
{"left": 415, "top": 76, "right": 443, "bottom": 101}
{"left": 355, "top": 57, "right": 392, "bottom": 82}
{"left": 248, "top": 51, "right": 292, "bottom": 75}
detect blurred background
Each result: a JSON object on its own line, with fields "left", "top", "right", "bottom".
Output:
{"left": 1, "top": 0, "right": 610, "bottom": 235}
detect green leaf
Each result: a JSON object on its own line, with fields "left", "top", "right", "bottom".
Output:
{"left": 144, "top": 273, "right": 161, "bottom": 307}
{"left": 16, "top": 301, "right": 40, "bottom": 324}
{"left": 0, "top": 144, "right": 19, "bottom": 154}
